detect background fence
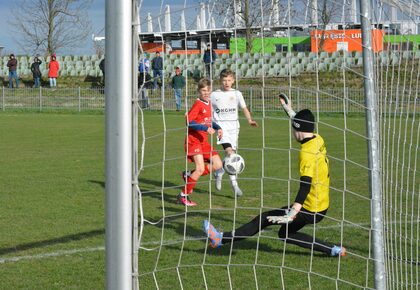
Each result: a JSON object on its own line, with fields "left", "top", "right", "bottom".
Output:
{"left": 1, "top": 86, "right": 418, "bottom": 113}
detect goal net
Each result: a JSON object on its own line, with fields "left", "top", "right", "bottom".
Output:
{"left": 132, "top": 0, "right": 420, "bottom": 288}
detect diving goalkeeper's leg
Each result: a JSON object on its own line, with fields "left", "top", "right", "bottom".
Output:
{"left": 277, "top": 209, "right": 346, "bottom": 256}
{"left": 204, "top": 209, "right": 286, "bottom": 247}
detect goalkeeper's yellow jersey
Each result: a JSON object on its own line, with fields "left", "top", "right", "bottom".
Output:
{"left": 299, "top": 134, "right": 330, "bottom": 212}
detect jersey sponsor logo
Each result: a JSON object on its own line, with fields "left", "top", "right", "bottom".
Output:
{"left": 203, "top": 109, "right": 207, "bottom": 113}
{"left": 215, "top": 108, "right": 237, "bottom": 114}
{"left": 194, "top": 148, "right": 200, "bottom": 152}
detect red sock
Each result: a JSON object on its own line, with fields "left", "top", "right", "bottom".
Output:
{"left": 201, "top": 164, "right": 210, "bottom": 176}
{"left": 183, "top": 176, "right": 197, "bottom": 195}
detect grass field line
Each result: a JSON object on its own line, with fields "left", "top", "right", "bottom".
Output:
{"left": 2, "top": 218, "right": 419, "bottom": 264}
{"left": 0, "top": 246, "right": 105, "bottom": 264}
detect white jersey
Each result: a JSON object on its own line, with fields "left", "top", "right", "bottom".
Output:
{"left": 211, "top": 89, "right": 247, "bottom": 149}
{"left": 211, "top": 89, "right": 246, "bottom": 130}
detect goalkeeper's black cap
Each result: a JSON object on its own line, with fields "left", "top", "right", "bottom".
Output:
{"left": 292, "top": 109, "right": 315, "bottom": 132}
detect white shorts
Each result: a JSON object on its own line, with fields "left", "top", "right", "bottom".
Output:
{"left": 217, "top": 128, "right": 239, "bottom": 150}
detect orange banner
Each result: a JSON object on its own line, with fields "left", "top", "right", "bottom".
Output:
{"left": 310, "top": 29, "right": 384, "bottom": 53}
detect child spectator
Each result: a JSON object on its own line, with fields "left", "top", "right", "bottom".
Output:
{"left": 179, "top": 78, "right": 224, "bottom": 206}
{"left": 48, "top": 55, "right": 60, "bottom": 88}
{"left": 171, "top": 66, "right": 186, "bottom": 111}
{"left": 138, "top": 54, "right": 151, "bottom": 108}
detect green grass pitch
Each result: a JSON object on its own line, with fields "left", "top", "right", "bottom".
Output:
{"left": 0, "top": 111, "right": 378, "bottom": 289}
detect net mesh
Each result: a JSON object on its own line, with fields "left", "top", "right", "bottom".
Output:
{"left": 133, "top": 0, "right": 420, "bottom": 289}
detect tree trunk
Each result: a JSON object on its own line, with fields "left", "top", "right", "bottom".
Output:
{"left": 47, "top": 0, "right": 54, "bottom": 55}
{"left": 244, "top": 0, "right": 253, "bottom": 53}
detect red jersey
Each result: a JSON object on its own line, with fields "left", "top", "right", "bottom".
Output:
{"left": 187, "top": 98, "right": 212, "bottom": 142}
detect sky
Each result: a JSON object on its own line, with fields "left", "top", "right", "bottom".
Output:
{"left": 0, "top": 0, "right": 105, "bottom": 55}
{"left": 0, "top": 0, "right": 202, "bottom": 56}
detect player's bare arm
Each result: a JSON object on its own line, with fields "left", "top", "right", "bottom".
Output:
{"left": 207, "top": 127, "right": 216, "bottom": 134}
{"left": 217, "top": 129, "right": 223, "bottom": 140}
{"left": 243, "top": 107, "right": 258, "bottom": 127}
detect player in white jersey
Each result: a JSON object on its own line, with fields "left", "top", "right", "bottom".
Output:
{"left": 211, "top": 69, "right": 258, "bottom": 196}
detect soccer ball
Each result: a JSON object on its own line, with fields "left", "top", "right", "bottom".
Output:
{"left": 223, "top": 153, "right": 245, "bottom": 175}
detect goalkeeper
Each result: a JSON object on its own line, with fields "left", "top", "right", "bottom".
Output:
{"left": 203, "top": 94, "right": 346, "bottom": 257}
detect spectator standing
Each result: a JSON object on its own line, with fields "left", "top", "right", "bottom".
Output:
{"left": 30, "top": 57, "right": 42, "bottom": 88}
{"left": 192, "top": 66, "right": 201, "bottom": 82}
{"left": 99, "top": 57, "right": 105, "bottom": 84}
{"left": 203, "top": 43, "right": 217, "bottom": 78}
{"left": 171, "top": 66, "right": 186, "bottom": 111}
{"left": 48, "top": 55, "right": 60, "bottom": 88}
{"left": 138, "top": 54, "right": 151, "bottom": 108}
{"left": 7, "top": 54, "right": 19, "bottom": 88}
{"left": 151, "top": 51, "right": 163, "bottom": 89}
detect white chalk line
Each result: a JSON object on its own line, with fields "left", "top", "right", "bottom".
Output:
{"left": 0, "top": 246, "right": 104, "bottom": 264}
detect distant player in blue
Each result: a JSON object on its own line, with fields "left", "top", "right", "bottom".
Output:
{"left": 203, "top": 43, "right": 217, "bottom": 78}
{"left": 151, "top": 51, "right": 163, "bottom": 89}
{"left": 203, "top": 94, "right": 346, "bottom": 257}
{"left": 138, "top": 54, "right": 151, "bottom": 108}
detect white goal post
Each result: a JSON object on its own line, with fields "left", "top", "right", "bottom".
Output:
{"left": 122, "top": 0, "right": 420, "bottom": 289}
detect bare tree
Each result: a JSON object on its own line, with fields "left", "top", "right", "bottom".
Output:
{"left": 9, "top": 0, "right": 92, "bottom": 56}
{"left": 214, "top": 0, "right": 276, "bottom": 53}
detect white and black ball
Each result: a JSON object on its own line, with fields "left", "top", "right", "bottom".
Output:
{"left": 223, "top": 153, "right": 245, "bottom": 175}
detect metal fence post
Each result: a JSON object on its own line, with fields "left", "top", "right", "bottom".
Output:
{"left": 78, "top": 87, "right": 81, "bottom": 112}
{"left": 250, "top": 87, "right": 253, "bottom": 112}
{"left": 297, "top": 88, "right": 300, "bottom": 111}
{"left": 39, "top": 86, "right": 42, "bottom": 111}
{"left": 2, "top": 86, "right": 4, "bottom": 111}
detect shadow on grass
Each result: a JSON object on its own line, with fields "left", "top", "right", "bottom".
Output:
{"left": 0, "top": 229, "right": 104, "bottom": 256}
{"left": 89, "top": 177, "right": 231, "bottom": 201}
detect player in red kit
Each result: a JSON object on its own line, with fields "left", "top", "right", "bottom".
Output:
{"left": 179, "top": 78, "right": 224, "bottom": 206}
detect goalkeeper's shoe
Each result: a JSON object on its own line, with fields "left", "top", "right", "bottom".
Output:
{"left": 203, "top": 220, "right": 223, "bottom": 248}
{"left": 331, "top": 245, "right": 346, "bottom": 257}
{"left": 177, "top": 193, "right": 197, "bottom": 206}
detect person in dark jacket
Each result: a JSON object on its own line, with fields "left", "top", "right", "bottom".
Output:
{"left": 203, "top": 44, "right": 217, "bottom": 78}
{"left": 99, "top": 58, "right": 105, "bottom": 84}
{"left": 151, "top": 51, "right": 163, "bottom": 89}
{"left": 7, "top": 54, "right": 19, "bottom": 88}
{"left": 31, "top": 57, "right": 42, "bottom": 88}
{"left": 171, "top": 66, "right": 186, "bottom": 111}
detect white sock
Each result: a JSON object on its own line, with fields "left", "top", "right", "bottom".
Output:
{"left": 229, "top": 174, "right": 238, "bottom": 188}
{"left": 215, "top": 167, "right": 224, "bottom": 177}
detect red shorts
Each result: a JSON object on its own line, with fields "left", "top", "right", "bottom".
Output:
{"left": 185, "top": 136, "right": 218, "bottom": 163}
